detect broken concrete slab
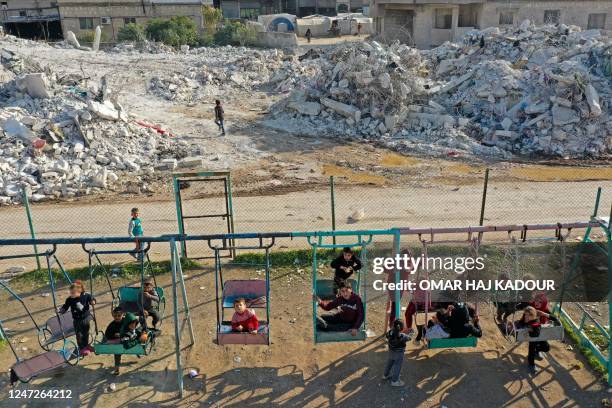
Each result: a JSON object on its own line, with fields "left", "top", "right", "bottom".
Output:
{"left": 288, "top": 101, "right": 321, "bottom": 116}
{"left": 16, "top": 73, "right": 51, "bottom": 99}
{"left": 93, "top": 26, "right": 102, "bottom": 52}
{"left": 320, "top": 98, "right": 361, "bottom": 121}
{"left": 65, "top": 31, "right": 81, "bottom": 49}
{"left": 179, "top": 157, "right": 204, "bottom": 168}
{"left": 585, "top": 84, "right": 602, "bottom": 117}
{"left": 552, "top": 105, "right": 580, "bottom": 126}
{"left": 87, "top": 100, "right": 120, "bottom": 121}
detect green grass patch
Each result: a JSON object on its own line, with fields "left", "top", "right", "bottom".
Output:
{"left": 560, "top": 316, "right": 608, "bottom": 380}
{"left": 10, "top": 258, "right": 201, "bottom": 290}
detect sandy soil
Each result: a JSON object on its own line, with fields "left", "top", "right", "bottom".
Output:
{"left": 0, "top": 261, "right": 607, "bottom": 407}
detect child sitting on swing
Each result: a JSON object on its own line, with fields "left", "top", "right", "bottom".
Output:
{"left": 59, "top": 280, "right": 95, "bottom": 356}
{"left": 330, "top": 247, "right": 362, "bottom": 295}
{"left": 140, "top": 278, "right": 160, "bottom": 331}
{"left": 104, "top": 307, "right": 125, "bottom": 375}
{"left": 424, "top": 309, "right": 451, "bottom": 340}
{"left": 120, "top": 312, "right": 148, "bottom": 349}
{"left": 231, "top": 298, "right": 259, "bottom": 333}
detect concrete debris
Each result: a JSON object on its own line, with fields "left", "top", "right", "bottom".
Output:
{"left": 268, "top": 22, "right": 610, "bottom": 159}
{"left": 16, "top": 73, "right": 51, "bottom": 99}
{"left": 0, "top": 50, "right": 201, "bottom": 206}
{"left": 93, "top": 26, "right": 102, "bottom": 52}
{"left": 65, "top": 31, "right": 81, "bottom": 49}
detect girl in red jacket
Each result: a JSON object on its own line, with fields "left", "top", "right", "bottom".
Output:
{"left": 231, "top": 298, "right": 259, "bottom": 333}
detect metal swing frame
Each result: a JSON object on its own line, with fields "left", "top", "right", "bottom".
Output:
{"left": 82, "top": 243, "right": 166, "bottom": 333}
{"left": 0, "top": 247, "right": 78, "bottom": 352}
{"left": 310, "top": 234, "right": 371, "bottom": 344}
{"left": 210, "top": 236, "right": 273, "bottom": 346}
{"left": 498, "top": 225, "right": 569, "bottom": 343}
{"left": 82, "top": 243, "right": 165, "bottom": 356}
{"left": 417, "top": 233, "right": 482, "bottom": 349}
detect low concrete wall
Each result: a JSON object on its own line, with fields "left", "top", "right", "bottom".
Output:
{"left": 255, "top": 31, "right": 298, "bottom": 48}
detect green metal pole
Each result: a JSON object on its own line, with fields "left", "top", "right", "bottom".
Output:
{"left": 227, "top": 173, "right": 236, "bottom": 258}
{"left": 330, "top": 176, "right": 336, "bottom": 245}
{"left": 312, "top": 245, "right": 318, "bottom": 344}
{"left": 22, "top": 187, "right": 41, "bottom": 272}
{"left": 172, "top": 176, "right": 186, "bottom": 258}
{"left": 176, "top": 244, "right": 195, "bottom": 347}
{"left": 606, "top": 205, "right": 611, "bottom": 386}
{"left": 170, "top": 240, "right": 184, "bottom": 398}
{"left": 479, "top": 168, "right": 490, "bottom": 226}
{"left": 393, "top": 229, "right": 401, "bottom": 325}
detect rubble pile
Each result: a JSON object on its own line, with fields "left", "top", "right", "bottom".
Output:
{"left": 0, "top": 50, "right": 195, "bottom": 205}
{"left": 270, "top": 22, "right": 611, "bottom": 158}
{"left": 271, "top": 41, "right": 427, "bottom": 137}
{"left": 148, "top": 46, "right": 300, "bottom": 102}
{"left": 428, "top": 21, "right": 611, "bottom": 157}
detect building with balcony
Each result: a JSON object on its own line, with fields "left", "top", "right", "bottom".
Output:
{"left": 369, "top": 0, "right": 612, "bottom": 48}
{"left": 0, "top": 1, "right": 62, "bottom": 40}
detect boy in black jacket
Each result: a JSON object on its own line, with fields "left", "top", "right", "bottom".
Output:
{"left": 330, "top": 247, "right": 362, "bottom": 295}
{"left": 446, "top": 302, "right": 482, "bottom": 338}
{"left": 315, "top": 283, "right": 364, "bottom": 335}
{"left": 59, "top": 281, "right": 95, "bottom": 356}
{"left": 104, "top": 307, "right": 125, "bottom": 375}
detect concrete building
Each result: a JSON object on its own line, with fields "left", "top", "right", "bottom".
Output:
{"left": 0, "top": 1, "right": 62, "bottom": 40}
{"left": 370, "top": 0, "right": 612, "bottom": 48}
{"left": 57, "top": 0, "right": 206, "bottom": 42}
{"left": 220, "top": 0, "right": 367, "bottom": 19}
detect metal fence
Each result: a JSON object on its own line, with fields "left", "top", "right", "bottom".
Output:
{"left": 0, "top": 170, "right": 610, "bottom": 271}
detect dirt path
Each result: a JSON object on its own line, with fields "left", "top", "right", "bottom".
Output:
{"left": 0, "top": 264, "right": 606, "bottom": 407}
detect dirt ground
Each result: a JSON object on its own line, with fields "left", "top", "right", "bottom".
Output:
{"left": 0, "top": 37, "right": 610, "bottom": 407}
{"left": 0, "top": 259, "right": 608, "bottom": 407}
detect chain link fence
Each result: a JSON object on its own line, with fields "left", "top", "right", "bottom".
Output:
{"left": 0, "top": 170, "right": 609, "bottom": 272}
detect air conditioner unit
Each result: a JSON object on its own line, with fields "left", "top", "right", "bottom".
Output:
{"left": 100, "top": 16, "right": 111, "bottom": 25}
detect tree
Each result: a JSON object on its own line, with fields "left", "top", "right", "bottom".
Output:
{"left": 146, "top": 16, "right": 198, "bottom": 47}
{"left": 232, "top": 23, "right": 257, "bottom": 46}
{"left": 202, "top": 6, "right": 222, "bottom": 34}
{"left": 117, "top": 23, "right": 145, "bottom": 42}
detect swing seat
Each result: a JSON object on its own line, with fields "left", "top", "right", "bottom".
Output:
{"left": 39, "top": 313, "right": 75, "bottom": 347}
{"left": 427, "top": 337, "right": 478, "bottom": 349}
{"left": 94, "top": 331, "right": 155, "bottom": 356}
{"left": 315, "top": 279, "right": 358, "bottom": 300}
{"left": 217, "top": 322, "right": 269, "bottom": 345}
{"left": 515, "top": 324, "right": 564, "bottom": 342}
{"left": 11, "top": 349, "right": 72, "bottom": 383}
{"left": 315, "top": 328, "right": 367, "bottom": 343}
{"left": 222, "top": 280, "right": 267, "bottom": 309}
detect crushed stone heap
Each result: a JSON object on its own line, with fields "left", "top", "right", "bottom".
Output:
{"left": 269, "top": 21, "right": 611, "bottom": 159}
{"left": 0, "top": 48, "right": 198, "bottom": 205}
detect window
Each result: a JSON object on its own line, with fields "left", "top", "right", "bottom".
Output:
{"left": 19, "top": 11, "right": 26, "bottom": 17}
{"left": 124, "top": 17, "right": 136, "bottom": 25}
{"left": 543, "top": 10, "right": 560, "bottom": 24}
{"left": 458, "top": 5, "right": 478, "bottom": 28}
{"left": 240, "top": 7, "right": 259, "bottom": 20}
{"left": 588, "top": 13, "right": 606, "bottom": 29}
{"left": 79, "top": 17, "right": 94, "bottom": 30}
{"left": 434, "top": 8, "right": 452, "bottom": 29}
{"left": 499, "top": 10, "right": 514, "bottom": 25}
